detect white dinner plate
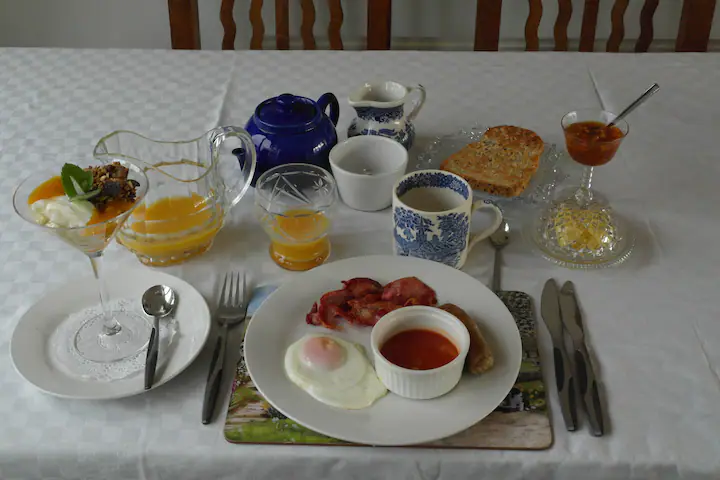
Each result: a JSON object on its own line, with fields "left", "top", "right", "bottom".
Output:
{"left": 244, "top": 255, "right": 522, "bottom": 446}
{"left": 10, "top": 266, "right": 210, "bottom": 400}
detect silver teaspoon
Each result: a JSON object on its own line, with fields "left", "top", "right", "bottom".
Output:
{"left": 607, "top": 83, "right": 660, "bottom": 128}
{"left": 489, "top": 220, "right": 511, "bottom": 293}
{"left": 142, "top": 285, "right": 177, "bottom": 390}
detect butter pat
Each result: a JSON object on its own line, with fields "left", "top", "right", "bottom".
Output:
{"left": 554, "top": 205, "right": 614, "bottom": 252}
{"left": 31, "top": 196, "right": 94, "bottom": 228}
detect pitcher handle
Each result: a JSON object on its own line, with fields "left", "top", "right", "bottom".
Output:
{"left": 208, "top": 126, "right": 257, "bottom": 209}
{"left": 466, "top": 200, "right": 503, "bottom": 253}
{"left": 317, "top": 93, "right": 340, "bottom": 126}
{"left": 406, "top": 84, "right": 426, "bottom": 122}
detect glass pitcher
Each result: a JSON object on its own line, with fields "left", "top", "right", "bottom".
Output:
{"left": 93, "top": 127, "right": 256, "bottom": 266}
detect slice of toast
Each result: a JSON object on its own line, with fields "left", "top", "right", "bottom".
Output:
{"left": 440, "top": 126, "right": 545, "bottom": 197}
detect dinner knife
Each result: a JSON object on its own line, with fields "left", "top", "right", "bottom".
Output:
{"left": 559, "top": 281, "right": 605, "bottom": 436}
{"left": 541, "top": 279, "right": 577, "bottom": 431}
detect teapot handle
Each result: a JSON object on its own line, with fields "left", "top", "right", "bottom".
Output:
{"left": 406, "top": 84, "right": 426, "bottom": 122}
{"left": 317, "top": 93, "right": 340, "bottom": 126}
{"left": 208, "top": 126, "right": 257, "bottom": 209}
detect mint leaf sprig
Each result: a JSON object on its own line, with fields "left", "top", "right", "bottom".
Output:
{"left": 61, "top": 163, "right": 100, "bottom": 202}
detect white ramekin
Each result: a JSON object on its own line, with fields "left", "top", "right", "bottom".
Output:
{"left": 370, "top": 306, "right": 470, "bottom": 400}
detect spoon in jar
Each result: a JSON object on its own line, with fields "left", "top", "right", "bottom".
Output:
{"left": 607, "top": 83, "right": 660, "bottom": 128}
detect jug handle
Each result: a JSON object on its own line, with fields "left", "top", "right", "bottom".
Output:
{"left": 317, "top": 93, "right": 340, "bottom": 126}
{"left": 406, "top": 84, "right": 426, "bottom": 122}
{"left": 209, "top": 126, "right": 257, "bottom": 209}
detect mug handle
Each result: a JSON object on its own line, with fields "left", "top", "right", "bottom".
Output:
{"left": 466, "top": 200, "right": 503, "bottom": 253}
{"left": 317, "top": 92, "right": 340, "bottom": 126}
{"left": 406, "top": 84, "right": 426, "bottom": 121}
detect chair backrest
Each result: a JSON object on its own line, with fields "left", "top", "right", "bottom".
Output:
{"left": 474, "top": 0, "right": 717, "bottom": 52}
{"left": 167, "top": 0, "right": 392, "bottom": 50}
{"left": 168, "top": 0, "right": 716, "bottom": 52}
{"left": 168, "top": 0, "right": 200, "bottom": 49}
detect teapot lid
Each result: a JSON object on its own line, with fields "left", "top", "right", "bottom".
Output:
{"left": 254, "top": 93, "right": 321, "bottom": 133}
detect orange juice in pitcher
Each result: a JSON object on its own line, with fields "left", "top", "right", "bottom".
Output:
{"left": 94, "top": 128, "right": 257, "bottom": 266}
{"left": 118, "top": 193, "right": 224, "bottom": 265}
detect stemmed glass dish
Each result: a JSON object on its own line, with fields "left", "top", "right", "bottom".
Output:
{"left": 13, "top": 160, "right": 151, "bottom": 363}
{"left": 561, "top": 109, "right": 628, "bottom": 205}
{"left": 529, "top": 110, "right": 634, "bottom": 268}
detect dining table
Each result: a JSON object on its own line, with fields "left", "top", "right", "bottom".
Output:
{"left": 1, "top": 47, "right": 719, "bottom": 480}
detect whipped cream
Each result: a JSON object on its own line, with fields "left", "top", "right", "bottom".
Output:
{"left": 31, "top": 196, "right": 94, "bottom": 228}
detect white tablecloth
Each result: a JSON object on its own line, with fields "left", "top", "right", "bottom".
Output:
{"left": 1, "top": 48, "right": 719, "bottom": 480}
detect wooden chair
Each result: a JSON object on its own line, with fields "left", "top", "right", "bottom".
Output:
{"left": 168, "top": 0, "right": 715, "bottom": 52}
{"left": 475, "top": 0, "right": 717, "bottom": 52}
{"left": 167, "top": 0, "right": 392, "bottom": 50}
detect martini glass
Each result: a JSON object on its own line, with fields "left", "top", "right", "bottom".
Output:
{"left": 529, "top": 110, "right": 634, "bottom": 268}
{"left": 13, "top": 160, "right": 151, "bottom": 362}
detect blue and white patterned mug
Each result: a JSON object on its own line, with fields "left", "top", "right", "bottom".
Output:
{"left": 392, "top": 170, "right": 503, "bottom": 269}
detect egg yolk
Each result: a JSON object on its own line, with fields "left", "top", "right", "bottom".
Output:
{"left": 301, "top": 336, "right": 346, "bottom": 371}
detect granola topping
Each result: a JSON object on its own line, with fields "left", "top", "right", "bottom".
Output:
{"left": 84, "top": 162, "right": 139, "bottom": 212}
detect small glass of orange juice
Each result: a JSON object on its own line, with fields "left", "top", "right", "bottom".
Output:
{"left": 255, "top": 164, "right": 337, "bottom": 271}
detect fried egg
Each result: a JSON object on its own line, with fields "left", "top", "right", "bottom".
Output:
{"left": 284, "top": 334, "right": 387, "bottom": 409}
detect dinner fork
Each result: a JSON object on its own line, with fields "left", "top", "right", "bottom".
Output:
{"left": 202, "top": 272, "right": 248, "bottom": 425}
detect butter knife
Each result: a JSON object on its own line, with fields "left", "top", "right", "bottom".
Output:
{"left": 559, "top": 281, "right": 605, "bottom": 436}
{"left": 541, "top": 279, "right": 577, "bottom": 431}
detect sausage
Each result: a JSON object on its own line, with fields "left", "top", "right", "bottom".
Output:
{"left": 439, "top": 303, "right": 494, "bottom": 374}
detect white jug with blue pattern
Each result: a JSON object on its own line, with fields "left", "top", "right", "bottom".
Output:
{"left": 347, "top": 81, "right": 426, "bottom": 150}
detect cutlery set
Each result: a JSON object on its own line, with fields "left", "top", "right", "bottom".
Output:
{"left": 142, "top": 265, "right": 605, "bottom": 434}
{"left": 142, "top": 271, "right": 252, "bottom": 425}
{"left": 541, "top": 279, "right": 604, "bottom": 436}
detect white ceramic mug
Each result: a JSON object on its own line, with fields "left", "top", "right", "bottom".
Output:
{"left": 329, "top": 136, "right": 408, "bottom": 212}
{"left": 392, "top": 170, "right": 503, "bottom": 269}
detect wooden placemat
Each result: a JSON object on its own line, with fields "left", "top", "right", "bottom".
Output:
{"left": 224, "top": 289, "right": 552, "bottom": 450}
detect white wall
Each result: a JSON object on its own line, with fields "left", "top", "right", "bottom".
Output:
{"left": 0, "top": 0, "right": 172, "bottom": 49}
{"left": 1, "top": 0, "right": 717, "bottom": 51}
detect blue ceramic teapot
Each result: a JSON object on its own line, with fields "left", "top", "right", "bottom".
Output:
{"left": 239, "top": 93, "right": 339, "bottom": 185}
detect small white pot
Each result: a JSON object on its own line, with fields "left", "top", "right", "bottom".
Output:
{"left": 329, "top": 136, "right": 408, "bottom": 212}
{"left": 370, "top": 306, "right": 470, "bottom": 400}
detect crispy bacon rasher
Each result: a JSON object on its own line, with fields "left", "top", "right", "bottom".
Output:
{"left": 381, "top": 277, "right": 438, "bottom": 306}
{"left": 305, "top": 276, "right": 437, "bottom": 330}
